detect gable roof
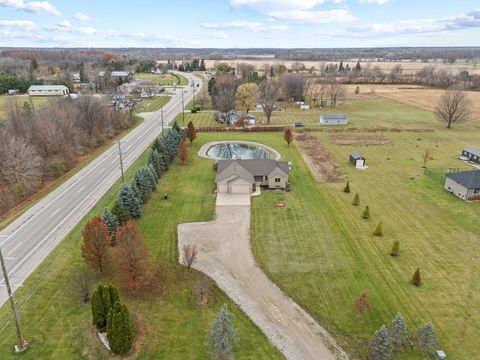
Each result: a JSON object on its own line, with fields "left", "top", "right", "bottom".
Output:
{"left": 216, "top": 159, "right": 289, "bottom": 183}
{"left": 447, "top": 170, "right": 480, "bottom": 189}
{"left": 464, "top": 147, "right": 480, "bottom": 157}
{"left": 28, "top": 85, "right": 68, "bottom": 91}
{"left": 350, "top": 152, "right": 365, "bottom": 160}
{"left": 321, "top": 114, "right": 348, "bottom": 119}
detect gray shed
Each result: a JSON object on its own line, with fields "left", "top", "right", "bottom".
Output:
{"left": 350, "top": 152, "right": 365, "bottom": 167}
{"left": 462, "top": 147, "right": 480, "bottom": 164}
{"left": 320, "top": 114, "right": 348, "bottom": 126}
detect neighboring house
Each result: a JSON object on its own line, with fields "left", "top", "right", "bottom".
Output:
{"left": 350, "top": 152, "right": 366, "bottom": 168}
{"left": 28, "top": 85, "right": 69, "bottom": 96}
{"left": 444, "top": 170, "right": 480, "bottom": 201}
{"left": 98, "top": 71, "right": 132, "bottom": 82}
{"left": 218, "top": 111, "right": 256, "bottom": 125}
{"left": 320, "top": 114, "right": 348, "bottom": 126}
{"left": 216, "top": 159, "right": 290, "bottom": 194}
{"left": 461, "top": 147, "right": 480, "bottom": 165}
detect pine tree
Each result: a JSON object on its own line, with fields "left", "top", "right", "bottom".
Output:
{"left": 374, "top": 222, "right": 384, "bottom": 237}
{"left": 111, "top": 200, "right": 130, "bottom": 226}
{"left": 107, "top": 301, "right": 134, "bottom": 355}
{"left": 119, "top": 184, "right": 142, "bottom": 219}
{"left": 415, "top": 323, "right": 438, "bottom": 355}
{"left": 148, "top": 149, "right": 162, "bottom": 177}
{"left": 102, "top": 207, "right": 119, "bottom": 238}
{"left": 368, "top": 325, "right": 393, "bottom": 360}
{"left": 339, "top": 61, "right": 345, "bottom": 72}
{"left": 362, "top": 206, "right": 370, "bottom": 219}
{"left": 390, "top": 241, "right": 400, "bottom": 257}
{"left": 141, "top": 166, "right": 157, "bottom": 192}
{"left": 389, "top": 312, "right": 410, "bottom": 349}
{"left": 208, "top": 304, "right": 237, "bottom": 360}
{"left": 132, "top": 169, "right": 151, "bottom": 203}
{"left": 343, "top": 180, "right": 351, "bottom": 193}
{"left": 352, "top": 193, "right": 360, "bottom": 206}
{"left": 147, "top": 164, "right": 159, "bottom": 186}
{"left": 411, "top": 268, "right": 421, "bottom": 287}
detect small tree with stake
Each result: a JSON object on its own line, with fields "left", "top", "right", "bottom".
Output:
{"left": 182, "top": 244, "right": 198, "bottom": 271}
{"left": 354, "top": 291, "right": 371, "bottom": 314}
{"left": 411, "top": 268, "right": 422, "bottom": 287}
{"left": 284, "top": 128, "right": 294, "bottom": 146}
{"left": 362, "top": 206, "right": 370, "bottom": 219}
{"left": 343, "top": 180, "right": 351, "bottom": 193}
{"left": 185, "top": 121, "right": 197, "bottom": 145}
{"left": 352, "top": 193, "right": 360, "bottom": 206}
{"left": 208, "top": 304, "right": 237, "bottom": 360}
{"left": 373, "top": 222, "right": 384, "bottom": 237}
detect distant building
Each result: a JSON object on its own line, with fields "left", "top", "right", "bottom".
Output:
{"left": 444, "top": 170, "right": 480, "bottom": 201}
{"left": 320, "top": 114, "right": 348, "bottom": 126}
{"left": 461, "top": 147, "right": 480, "bottom": 165}
{"left": 98, "top": 71, "right": 132, "bottom": 81}
{"left": 350, "top": 152, "right": 366, "bottom": 168}
{"left": 218, "top": 111, "right": 256, "bottom": 125}
{"left": 28, "top": 85, "right": 69, "bottom": 97}
{"left": 7, "top": 89, "right": 20, "bottom": 95}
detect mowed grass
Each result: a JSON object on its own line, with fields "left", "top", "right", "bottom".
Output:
{"left": 134, "top": 73, "right": 189, "bottom": 86}
{"left": 0, "top": 136, "right": 282, "bottom": 359}
{"left": 134, "top": 95, "right": 171, "bottom": 113}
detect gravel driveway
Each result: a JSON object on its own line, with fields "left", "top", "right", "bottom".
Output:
{"left": 178, "top": 193, "right": 348, "bottom": 360}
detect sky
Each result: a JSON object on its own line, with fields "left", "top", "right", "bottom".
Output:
{"left": 0, "top": 0, "right": 479, "bottom": 48}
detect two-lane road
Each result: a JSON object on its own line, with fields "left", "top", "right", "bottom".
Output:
{"left": 0, "top": 72, "right": 202, "bottom": 306}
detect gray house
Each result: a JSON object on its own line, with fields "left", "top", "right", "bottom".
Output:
{"left": 462, "top": 148, "right": 480, "bottom": 165}
{"left": 444, "top": 170, "right": 480, "bottom": 201}
{"left": 320, "top": 114, "right": 348, "bottom": 126}
{"left": 216, "top": 159, "right": 289, "bottom": 194}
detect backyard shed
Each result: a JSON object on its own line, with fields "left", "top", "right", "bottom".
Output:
{"left": 462, "top": 147, "right": 480, "bottom": 165}
{"left": 350, "top": 152, "right": 366, "bottom": 168}
{"left": 320, "top": 114, "right": 348, "bottom": 126}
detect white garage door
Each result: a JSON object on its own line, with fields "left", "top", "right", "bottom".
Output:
{"left": 356, "top": 159, "right": 365, "bottom": 167}
{"left": 229, "top": 184, "right": 251, "bottom": 194}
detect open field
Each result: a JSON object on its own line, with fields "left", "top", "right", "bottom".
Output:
{"left": 134, "top": 95, "right": 170, "bottom": 113}
{"left": 0, "top": 96, "right": 49, "bottom": 120}
{"left": 134, "top": 73, "right": 188, "bottom": 86}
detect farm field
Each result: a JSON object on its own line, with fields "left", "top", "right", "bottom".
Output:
{"left": 0, "top": 136, "right": 281, "bottom": 360}
{"left": 133, "top": 72, "right": 188, "bottom": 86}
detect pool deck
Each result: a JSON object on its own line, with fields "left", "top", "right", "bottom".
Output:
{"left": 198, "top": 140, "right": 282, "bottom": 161}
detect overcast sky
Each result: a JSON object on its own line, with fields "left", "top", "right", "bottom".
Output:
{"left": 0, "top": 0, "right": 479, "bottom": 48}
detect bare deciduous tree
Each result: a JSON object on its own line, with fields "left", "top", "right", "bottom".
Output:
{"left": 258, "top": 79, "right": 279, "bottom": 124}
{"left": 195, "top": 275, "right": 212, "bottom": 304}
{"left": 328, "top": 80, "right": 346, "bottom": 108}
{"left": 182, "top": 244, "right": 198, "bottom": 271}
{"left": 214, "top": 74, "right": 237, "bottom": 121}
{"left": 435, "top": 88, "right": 471, "bottom": 128}
{"left": 280, "top": 73, "right": 306, "bottom": 102}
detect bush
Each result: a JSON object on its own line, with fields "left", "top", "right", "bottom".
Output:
{"left": 91, "top": 285, "right": 120, "bottom": 332}
{"left": 373, "top": 222, "right": 384, "bottom": 237}
{"left": 411, "top": 268, "right": 421, "bottom": 287}
{"left": 343, "top": 180, "right": 351, "bottom": 193}
{"left": 46, "top": 158, "right": 68, "bottom": 177}
{"left": 390, "top": 241, "right": 400, "bottom": 256}
{"left": 352, "top": 193, "right": 360, "bottom": 206}
{"left": 362, "top": 206, "right": 370, "bottom": 219}
{"left": 191, "top": 109, "right": 197, "bottom": 113}
{"left": 107, "top": 301, "right": 134, "bottom": 354}
{"left": 194, "top": 105, "right": 201, "bottom": 111}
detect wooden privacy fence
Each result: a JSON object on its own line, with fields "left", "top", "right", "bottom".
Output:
{"left": 197, "top": 126, "right": 287, "bottom": 133}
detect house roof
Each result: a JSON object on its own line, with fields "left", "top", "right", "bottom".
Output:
{"left": 447, "top": 170, "right": 480, "bottom": 189}
{"left": 321, "top": 114, "right": 348, "bottom": 119}
{"left": 28, "top": 85, "right": 68, "bottom": 91}
{"left": 350, "top": 152, "right": 364, "bottom": 160}
{"left": 464, "top": 147, "right": 480, "bottom": 157}
{"left": 98, "top": 71, "right": 131, "bottom": 77}
{"left": 216, "top": 159, "right": 289, "bottom": 183}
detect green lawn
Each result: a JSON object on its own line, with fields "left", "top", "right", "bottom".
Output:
{"left": 134, "top": 95, "right": 171, "bottom": 113}
{"left": 133, "top": 73, "right": 189, "bottom": 86}
{"left": 0, "top": 137, "right": 282, "bottom": 359}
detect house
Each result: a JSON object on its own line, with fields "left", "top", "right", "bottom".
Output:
{"left": 444, "top": 170, "right": 480, "bottom": 201}
{"left": 350, "top": 152, "right": 366, "bottom": 168}
{"left": 218, "top": 112, "right": 256, "bottom": 125}
{"left": 28, "top": 85, "right": 69, "bottom": 97}
{"left": 98, "top": 71, "right": 132, "bottom": 82}
{"left": 461, "top": 147, "right": 480, "bottom": 165}
{"left": 216, "top": 159, "right": 290, "bottom": 194}
{"left": 320, "top": 114, "right": 348, "bottom": 126}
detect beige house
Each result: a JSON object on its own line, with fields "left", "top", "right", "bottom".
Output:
{"left": 444, "top": 170, "right": 480, "bottom": 201}
{"left": 216, "top": 159, "right": 289, "bottom": 194}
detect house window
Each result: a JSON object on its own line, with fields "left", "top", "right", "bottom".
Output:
{"left": 275, "top": 178, "right": 281, "bottom": 183}
{"left": 474, "top": 189, "right": 480, "bottom": 194}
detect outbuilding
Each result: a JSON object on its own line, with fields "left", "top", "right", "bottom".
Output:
{"left": 444, "top": 170, "right": 480, "bottom": 201}
{"left": 350, "top": 152, "right": 366, "bottom": 168}
{"left": 320, "top": 114, "right": 348, "bottom": 126}
{"left": 461, "top": 147, "right": 480, "bottom": 165}
{"left": 28, "top": 85, "right": 69, "bottom": 97}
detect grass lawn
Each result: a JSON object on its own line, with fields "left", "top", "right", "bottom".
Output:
{"left": 0, "top": 134, "right": 282, "bottom": 360}
{"left": 0, "top": 96, "right": 49, "bottom": 121}
{"left": 133, "top": 73, "right": 189, "bottom": 86}
{"left": 134, "top": 95, "right": 171, "bottom": 113}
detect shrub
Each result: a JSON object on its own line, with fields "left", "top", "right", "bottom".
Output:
{"left": 46, "top": 158, "right": 68, "bottom": 177}
{"left": 107, "top": 301, "right": 134, "bottom": 354}
{"left": 352, "top": 193, "right": 360, "bottom": 206}
{"left": 354, "top": 291, "right": 371, "bottom": 314}
{"left": 362, "top": 206, "right": 370, "bottom": 219}
{"left": 343, "top": 180, "right": 351, "bottom": 193}
{"left": 390, "top": 241, "right": 400, "bottom": 257}
{"left": 373, "top": 222, "right": 384, "bottom": 237}
{"left": 191, "top": 109, "right": 197, "bottom": 113}
{"left": 91, "top": 284, "right": 120, "bottom": 332}
{"left": 411, "top": 268, "right": 421, "bottom": 287}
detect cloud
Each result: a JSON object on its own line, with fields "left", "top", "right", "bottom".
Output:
{"left": 359, "top": 0, "right": 391, "bottom": 4}
{"left": 0, "top": 19, "right": 36, "bottom": 30}
{"left": 209, "top": 31, "right": 229, "bottom": 39}
{"left": 0, "top": 0, "right": 60, "bottom": 16}
{"left": 201, "top": 20, "right": 287, "bottom": 32}
{"left": 230, "top": 0, "right": 343, "bottom": 11}
{"left": 74, "top": 12, "right": 96, "bottom": 21}
{"left": 268, "top": 9, "right": 356, "bottom": 23}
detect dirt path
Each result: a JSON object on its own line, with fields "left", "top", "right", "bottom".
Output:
{"left": 178, "top": 193, "right": 348, "bottom": 360}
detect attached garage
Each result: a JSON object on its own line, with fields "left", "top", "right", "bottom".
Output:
{"left": 228, "top": 178, "right": 252, "bottom": 194}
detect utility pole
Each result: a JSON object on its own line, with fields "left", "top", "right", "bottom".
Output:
{"left": 117, "top": 141, "right": 125, "bottom": 183}
{"left": 181, "top": 89, "right": 185, "bottom": 124}
{"left": 161, "top": 106, "right": 164, "bottom": 131}
{"left": 192, "top": 81, "right": 195, "bottom": 109}
{"left": 0, "top": 246, "right": 27, "bottom": 352}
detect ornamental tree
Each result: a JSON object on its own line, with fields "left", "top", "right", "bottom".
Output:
{"left": 81, "top": 215, "right": 111, "bottom": 273}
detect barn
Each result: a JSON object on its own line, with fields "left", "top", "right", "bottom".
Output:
{"left": 28, "top": 85, "right": 69, "bottom": 97}
{"left": 320, "top": 114, "right": 348, "bottom": 126}
{"left": 462, "top": 147, "right": 480, "bottom": 165}
{"left": 350, "top": 152, "right": 366, "bottom": 168}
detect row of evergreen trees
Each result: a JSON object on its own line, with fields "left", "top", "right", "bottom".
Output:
{"left": 102, "top": 124, "right": 184, "bottom": 233}
{"left": 91, "top": 285, "right": 134, "bottom": 355}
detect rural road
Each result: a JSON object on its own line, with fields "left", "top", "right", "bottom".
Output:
{"left": 0, "top": 71, "right": 202, "bottom": 306}
{"left": 178, "top": 193, "right": 349, "bottom": 360}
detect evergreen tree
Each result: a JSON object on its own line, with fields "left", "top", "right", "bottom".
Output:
{"left": 415, "top": 323, "right": 438, "bottom": 355}
{"left": 362, "top": 205, "right": 370, "bottom": 219}
{"left": 148, "top": 149, "right": 163, "bottom": 177}
{"left": 119, "top": 184, "right": 142, "bottom": 219}
{"left": 132, "top": 169, "right": 150, "bottom": 203}
{"left": 208, "top": 304, "right": 237, "bottom": 360}
{"left": 389, "top": 312, "right": 410, "bottom": 349}
{"left": 111, "top": 200, "right": 131, "bottom": 225}
{"left": 411, "top": 268, "right": 422, "bottom": 287}
{"left": 130, "top": 181, "right": 143, "bottom": 203}
{"left": 107, "top": 301, "right": 134, "bottom": 355}
{"left": 352, "top": 193, "right": 360, "bottom": 206}
{"left": 91, "top": 285, "right": 120, "bottom": 332}
{"left": 374, "top": 222, "right": 384, "bottom": 237}
{"left": 343, "top": 180, "right": 351, "bottom": 193}
{"left": 368, "top": 325, "right": 393, "bottom": 360}
{"left": 147, "top": 164, "right": 159, "bottom": 185}
{"left": 355, "top": 61, "right": 362, "bottom": 72}
{"left": 390, "top": 241, "right": 400, "bottom": 257}
{"left": 102, "top": 207, "right": 119, "bottom": 238}
{"left": 339, "top": 61, "right": 345, "bottom": 72}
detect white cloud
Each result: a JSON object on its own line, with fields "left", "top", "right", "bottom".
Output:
{"left": 359, "top": 0, "right": 391, "bottom": 4}
{"left": 268, "top": 9, "right": 356, "bottom": 23}
{"left": 209, "top": 31, "right": 229, "bottom": 39}
{"left": 0, "top": 0, "right": 60, "bottom": 16}
{"left": 57, "top": 20, "right": 70, "bottom": 28}
{"left": 74, "top": 12, "right": 96, "bottom": 21}
{"left": 201, "top": 21, "right": 287, "bottom": 33}
{"left": 0, "top": 19, "right": 36, "bottom": 30}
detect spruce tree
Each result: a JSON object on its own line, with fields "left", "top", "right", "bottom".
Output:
{"left": 374, "top": 222, "right": 384, "bottom": 237}
{"left": 141, "top": 166, "right": 157, "bottom": 192}
{"left": 368, "top": 325, "right": 393, "bottom": 360}
{"left": 362, "top": 206, "right": 370, "bottom": 219}
{"left": 352, "top": 193, "right": 360, "bottom": 206}
{"left": 415, "top": 323, "right": 438, "bottom": 355}
{"left": 343, "top": 180, "right": 351, "bottom": 193}
{"left": 131, "top": 181, "right": 144, "bottom": 203}
{"left": 147, "top": 164, "right": 159, "bottom": 184}
{"left": 148, "top": 149, "right": 162, "bottom": 176}
{"left": 132, "top": 169, "right": 150, "bottom": 203}
{"left": 111, "top": 200, "right": 130, "bottom": 226}
{"left": 390, "top": 241, "right": 400, "bottom": 257}
{"left": 208, "top": 304, "right": 237, "bottom": 360}
{"left": 389, "top": 312, "right": 410, "bottom": 349}
{"left": 102, "top": 207, "right": 119, "bottom": 238}
{"left": 119, "top": 184, "right": 142, "bottom": 219}
{"left": 411, "top": 268, "right": 421, "bottom": 287}
{"left": 107, "top": 301, "right": 134, "bottom": 355}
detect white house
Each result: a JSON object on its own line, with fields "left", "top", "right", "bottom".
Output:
{"left": 28, "top": 85, "right": 69, "bottom": 97}
{"left": 320, "top": 114, "right": 348, "bottom": 126}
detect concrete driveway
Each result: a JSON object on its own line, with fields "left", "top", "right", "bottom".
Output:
{"left": 178, "top": 194, "right": 348, "bottom": 360}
